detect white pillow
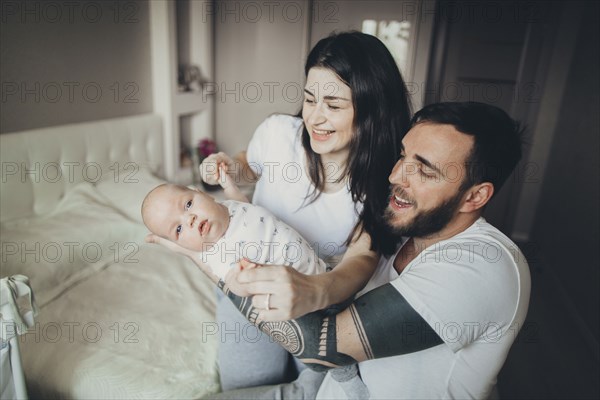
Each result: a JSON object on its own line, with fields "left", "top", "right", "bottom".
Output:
{"left": 0, "top": 183, "right": 147, "bottom": 302}
{"left": 94, "top": 167, "right": 167, "bottom": 225}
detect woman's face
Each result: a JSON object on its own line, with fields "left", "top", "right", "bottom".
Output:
{"left": 302, "top": 67, "right": 355, "bottom": 164}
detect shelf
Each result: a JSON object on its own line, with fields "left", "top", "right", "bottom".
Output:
{"left": 150, "top": 0, "right": 213, "bottom": 182}
{"left": 174, "top": 91, "right": 211, "bottom": 116}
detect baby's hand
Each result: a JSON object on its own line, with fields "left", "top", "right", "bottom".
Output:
{"left": 219, "top": 163, "right": 250, "bottom": 202}
{"left": 200, "top": 152, "right": 235, "bottom": 185}
{"left": 218, "top": 163, "right": 233, "bottom": 189}
{"left": 145, "top": 233, "right": 194, "bottom": 257}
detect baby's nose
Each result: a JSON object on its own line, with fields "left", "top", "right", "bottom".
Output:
{"left": 187, "top": 214, "right": 196, "bottom": 226}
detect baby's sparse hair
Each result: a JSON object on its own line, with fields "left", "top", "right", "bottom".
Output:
{"left": 141, "top": 183, "right": 193, "bottom": 228}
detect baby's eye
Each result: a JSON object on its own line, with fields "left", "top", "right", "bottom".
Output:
{"left": 176, "top": 225, "right": 182, "bottom": 238}
{"left": 185, "top": 200, "right": 192, "bottom": 210}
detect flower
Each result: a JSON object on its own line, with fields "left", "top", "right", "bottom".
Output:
{"left": 197, "top": 138, "right": 216, "bottom": 159}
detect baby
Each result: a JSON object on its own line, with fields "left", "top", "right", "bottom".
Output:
{"left": 141, "top": 183, "right": 327, "bottom": 281}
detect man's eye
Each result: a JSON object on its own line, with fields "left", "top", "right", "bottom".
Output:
{"left": 185, "top": 200, "right": 192, "bottom": 210}
{"left": 419, "top": 169, "right": 435, "bottom": 179}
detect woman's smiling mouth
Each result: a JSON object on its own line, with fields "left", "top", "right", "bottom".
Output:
{"left": 311, "top": 128, "right": 334, "bottom": 141}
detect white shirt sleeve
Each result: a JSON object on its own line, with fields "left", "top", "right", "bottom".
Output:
{"left": 390, "top": 238, "right": 522, "bottom": 352}
{"left": 246, "top": 114, "right": 302, "bottom": 178}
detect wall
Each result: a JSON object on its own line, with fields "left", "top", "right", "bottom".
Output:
{"left": 531, "top": 1, "right": 599, "bottom": 341}
{"left": 213, "top": 0, "right": 309, "bottom": 156}
{"left": 0, "top": 0, "right": 152, "bottom": 134}
{"left": 309, "top": 0, "right": 434, "bottom": 110}
{"left": 213, "top": 0, "right": 434, "bottom": 156}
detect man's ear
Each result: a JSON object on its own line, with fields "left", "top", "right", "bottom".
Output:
{"left": 460, "top": 182, "right": 494, "bottom": 212}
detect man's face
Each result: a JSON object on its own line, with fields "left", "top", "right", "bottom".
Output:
{"left": 145, "top": 186, "right": 230, "bottom": 252}
{"left": 385, "top": 122, "right": 475, "bottom": 238}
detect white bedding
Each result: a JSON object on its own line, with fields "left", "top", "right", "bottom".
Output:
{"left": 1, "top": 170, "right": 221, "bottom": 398}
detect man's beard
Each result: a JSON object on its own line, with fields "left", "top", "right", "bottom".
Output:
{"left": 384, "top": 188, "right": 465, "bottom": 238}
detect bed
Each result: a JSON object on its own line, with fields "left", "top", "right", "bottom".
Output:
{"left": 0, "top": 114, "right": 221, "bottom": 398}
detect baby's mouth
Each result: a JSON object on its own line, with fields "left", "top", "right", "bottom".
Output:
{"left": 198, "top": 220, "right": 210, "bottom": 236}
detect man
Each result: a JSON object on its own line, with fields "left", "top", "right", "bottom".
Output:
{"left": 150, "top": 102, "right": 531, "bottom": 399}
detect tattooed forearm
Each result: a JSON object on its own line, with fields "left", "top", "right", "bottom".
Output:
{"left": 219, "top": 279, "right": 356, "bottom": 371}
{"left": 218, "top": 280, "right": 443, "bottom": 371}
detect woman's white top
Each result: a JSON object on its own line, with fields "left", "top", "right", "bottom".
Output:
{"left": 246, "top": 114, "right": 361, "bottom": 259}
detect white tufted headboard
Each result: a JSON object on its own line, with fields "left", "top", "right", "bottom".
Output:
{"left": 0, "top": 114, "right": 164, "bottom": 223}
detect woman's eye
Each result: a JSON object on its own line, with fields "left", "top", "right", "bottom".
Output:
{"left": 328, "top": 104, "right": 340, "bottom": 110}
{"left": 185, "top": 200, "right": 192, "bottom": 210}
{"left": 304, "top": 98, "right": 315, "bottom": 104}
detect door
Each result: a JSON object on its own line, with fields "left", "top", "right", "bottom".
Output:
{"left": 425, "top": 0, "right": 558, "bottom": 234}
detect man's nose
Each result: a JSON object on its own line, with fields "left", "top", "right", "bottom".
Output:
{"left": 388, "top": 159, "right": 413, "bottom": 188}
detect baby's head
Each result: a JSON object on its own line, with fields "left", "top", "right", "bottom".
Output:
{"left": 142, "top": 184, "right": 230, "bottom": 252}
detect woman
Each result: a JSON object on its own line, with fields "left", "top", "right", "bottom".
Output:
{"left": 162, "top": 31, "right": 412, "bottom": 390}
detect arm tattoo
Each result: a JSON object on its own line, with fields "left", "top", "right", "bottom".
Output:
{"left": 350, "top": 284, "right": 443, "bottom": 357}
{"left": 218, "top": 280, "right": 443, "bottom": 371}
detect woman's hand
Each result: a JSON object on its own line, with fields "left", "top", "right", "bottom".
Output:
{"left": 232, "top": 230, "right": 380, "bottom": 322}
{"left": 233, "top": 260, "right": 333, "bottom": 321}
{"left": 221, "top": 260, "right": 259, "bottom": 297}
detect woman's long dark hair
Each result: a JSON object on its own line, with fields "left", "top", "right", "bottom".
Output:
{"left": 299, "top": 31, "right": 412, "bottom": 255}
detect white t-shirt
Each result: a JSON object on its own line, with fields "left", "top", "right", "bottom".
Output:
{"left": 197, "top": 200, "right": 326, "bottom": 280}
{"left": 316, "top": 218, "right": 531, "bottom": 400}
{"left": 246, "top": 114, "right": 361, "bottom": 260}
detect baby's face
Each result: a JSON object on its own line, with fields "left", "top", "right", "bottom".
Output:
{"left": 145, "top": 186, "right": 230, "bottom": 252}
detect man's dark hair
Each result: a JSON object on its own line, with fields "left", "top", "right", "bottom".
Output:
{"left": 411, "top": 102, "right": 525, "bottom": 196}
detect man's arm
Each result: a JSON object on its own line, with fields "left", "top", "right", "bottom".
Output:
{"left": 219, "top": 280, "right": 443, "bottom": 371}
{"left": 145, "top": 234, "right": 443, "bottom": 370}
